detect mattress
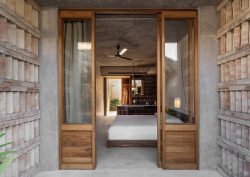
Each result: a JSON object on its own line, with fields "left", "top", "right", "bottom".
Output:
{"left": 108, "top": 114, "right": 183, "bottom": 140}
{"left": 108, "top": 115, "right": 157, "bottom": 140}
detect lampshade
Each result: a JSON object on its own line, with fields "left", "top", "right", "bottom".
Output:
{"left": 174, "top": 97, "right": 181, "bottom": 108}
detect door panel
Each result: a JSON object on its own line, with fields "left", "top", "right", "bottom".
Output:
{"left": 61, "top": 131, "right": 92, "bottom": 164}
{"left": 58, "top": 10, "right": 96, "bottom": 170}
{"left": 165, "top": 131, "right": 196, "bottom": 162}
{"left": 160, "top": 11, "right": 198, "bottom": 169}
{"left": 157, "top": 14, "right": 163, "bottom": 168}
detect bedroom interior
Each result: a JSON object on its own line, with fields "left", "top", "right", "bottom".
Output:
{"left": 94, "top": 12, "right": 197, "bottom": 168}
{"left": 96, "top": 15, "right": 158, "bottom": 153}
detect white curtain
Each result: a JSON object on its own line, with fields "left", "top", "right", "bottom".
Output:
{"left": 64, "top": 21, "right": 92, "bottom": 124}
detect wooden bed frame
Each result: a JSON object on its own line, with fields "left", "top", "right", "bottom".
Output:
{"left": 106, "top": 140, "right": 157, "bottom": 148}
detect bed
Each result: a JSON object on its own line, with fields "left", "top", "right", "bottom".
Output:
{"left": 106, "top": 114, "right": 183, "bottom": 147}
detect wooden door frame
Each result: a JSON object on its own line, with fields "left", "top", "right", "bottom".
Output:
{"left": 161, "top": 10, "right": 199, "bottom": 169}
{"left": 58, "top": 9, "right": 198, "bottom": 170}
{"left": 58, "top": 10, "right": 96, "bottom": 169}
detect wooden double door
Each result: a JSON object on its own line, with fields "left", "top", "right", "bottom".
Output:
{"left": 58, "top": 10, "right": 198, "bottom": 170}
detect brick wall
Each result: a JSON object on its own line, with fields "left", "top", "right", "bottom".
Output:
{"left": 217, "top": 0, "right": 250, "bottom": 176}
{"left": 0, "top": 0, "right": 40, "bottom": 177}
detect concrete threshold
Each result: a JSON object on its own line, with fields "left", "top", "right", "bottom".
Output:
{"left": 35, "top": 169, "right": 222, "bottom": 177}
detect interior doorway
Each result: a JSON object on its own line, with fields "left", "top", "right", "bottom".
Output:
{"left": 96, "top": 14, "right": 158, "bottom": 169}
{"left": 58, "top": 9, "right": 198, "bottom": 170}
{"left": 104, "top": 77, "right": 130, "bottom": 116}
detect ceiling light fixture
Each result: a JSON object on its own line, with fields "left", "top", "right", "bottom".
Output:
{"left": 119, "top": 48, "right": 128, "bottom": 55}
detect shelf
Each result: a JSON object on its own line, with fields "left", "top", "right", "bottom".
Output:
{"left": 0, "top": 79, "right": 39, "bottom": 87}
{"left": 218, "top": 79, "right": 250, "bottom": 89}
{"left": 0, "top": 111, "right": 40, "bottom": 129}
{"left": 218, "top": 113, "right": 250, "bottom": 126}
{"left": 216, "top": 0, "right": 229, "bottom": 11}
{"left": 218, "top": 136, "right": 250, "bottom": 162}
{"left": 217, "top": 7, "right": 250, "bottom": 38}
{"left": 0, "top": 109, "right": 40, "bottom": 122}
{"left": 0, "top": 79, "right": 39, "bottom": 92}
{"left": 0, "top": 3, "right": 39, "bottom": 38}
{"left": 0, "top": 41, "right": 40, "bottom": 65}
{"left": 218, "top": 83, "right": 250, "bottom": 91}
{"left": 218, "top": 109, "right": 250, "bottom": 121}
{"left": 218, "top": 44, "right": 250, "bottom": 65}
{"left": 26, "top": 0, "right": 40, "bottom": 12}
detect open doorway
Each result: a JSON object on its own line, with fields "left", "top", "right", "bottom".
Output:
{"left": 106, "top": 78, "right": 122, "bottom": 116}
{"left": 95, "top": 14, "right": 158, "bottom": 169}
{"left": 58, "top": 10, "right": 198, "bottom": 170}
{"left": 104, "top": 77, "right": 130, "bottom": 116}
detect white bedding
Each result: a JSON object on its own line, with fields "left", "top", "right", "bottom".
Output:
{"left": 108, "top": 114, "right": 183, "bottom": 140}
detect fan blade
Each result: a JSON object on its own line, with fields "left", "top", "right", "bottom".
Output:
{"left": 108, "top": 55, "right": 116, "bottom": 58}
{"left": 119, "top": 48, "right": 128, "bottom": 56}
{"left": 119, "top": 56, "right": 133, "bottom": 60}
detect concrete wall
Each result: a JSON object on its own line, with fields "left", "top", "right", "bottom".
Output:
{"left": 39, "top": 6, "right": 219, "bottom": 171}
{"left": 198, "top": 6, "right": 220, "bottom": 169}
{"left": 40, "top": 7, "right": 59, "bottom": 171}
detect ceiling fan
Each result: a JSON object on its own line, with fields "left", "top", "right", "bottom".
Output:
{"left": 108, "top": 45, "right": 133, "bottom": 61}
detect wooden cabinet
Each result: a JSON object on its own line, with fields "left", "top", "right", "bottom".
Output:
{"left": 117, "top": 105, "right": 157, "bottom": 115}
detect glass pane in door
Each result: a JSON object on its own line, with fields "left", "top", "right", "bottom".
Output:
{"left": 63, "top": 20, "right": 92, "bottom": 124}
{"left": 165, "top": 19, "right": 195, "bottom": 124}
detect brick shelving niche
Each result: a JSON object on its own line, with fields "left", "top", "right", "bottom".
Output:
{"left": 0, "top": 0, "right": 40, "bottom": 177}
{"left": 217, "top": 0, "right": 250, "bottom": 177}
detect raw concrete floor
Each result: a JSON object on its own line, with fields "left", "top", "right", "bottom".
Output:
{"left": 36, "top": 116, "right": 222, "bottom": 177}
{"left": 96, "top": 116, "right": 157, "bottom": 169}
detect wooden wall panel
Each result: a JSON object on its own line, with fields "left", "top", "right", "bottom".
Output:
{"left": 164, "top": 131, "right": 196, "bottom": 169}
{"left": 0, "top": 0, "right": 40, "bottom": 176}
{"left": 61, "top": 131, "right": 92, "bottom": 169}
{"left": 217, "top": 1, "right": 250, "bottom": 176}
{"left": 16, "top": 0, "right": 25, "bottom": 17}
{"left": 0, "top": 17, "right": 7, "bottom": 42}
